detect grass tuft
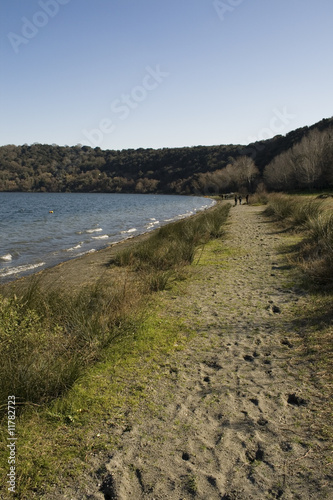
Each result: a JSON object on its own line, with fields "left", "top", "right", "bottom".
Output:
{"left": 264, "top": 194, "right": 333, "bottom": 288}
{"left": 0, "top": 278, "right": 143, "bottom": 417}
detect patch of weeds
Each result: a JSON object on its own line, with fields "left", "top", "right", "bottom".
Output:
{"left": 184, "top": 473, "right": 198, "bottom": 495}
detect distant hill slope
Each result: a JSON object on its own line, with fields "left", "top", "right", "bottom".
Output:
{"left": 0, "top": 117, "right": 332, "bottom": 194}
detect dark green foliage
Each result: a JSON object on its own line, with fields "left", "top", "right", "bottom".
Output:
{"left": 1, "top": 117, "right": 332, "bottom": 194}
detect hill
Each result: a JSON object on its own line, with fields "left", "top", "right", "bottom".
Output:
{"left": 0, "top": 116, "right": 332, "bottom": 194}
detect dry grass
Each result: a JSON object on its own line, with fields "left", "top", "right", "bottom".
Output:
{"left": 265, "top": 193, "right": 333, "bottom": 288}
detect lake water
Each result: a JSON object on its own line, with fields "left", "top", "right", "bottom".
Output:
{"left": 0, "top": 192, "right": 215, "bottom": 283}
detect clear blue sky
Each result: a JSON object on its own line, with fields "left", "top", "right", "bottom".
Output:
{"left": 1, "top": 0, "right": 332, "bottom": 150}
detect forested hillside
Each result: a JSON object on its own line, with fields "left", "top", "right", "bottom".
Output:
{"left": 0, "top": 117, "right": 332, "bottom": 194}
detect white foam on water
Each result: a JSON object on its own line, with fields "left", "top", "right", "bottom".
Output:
{"left": 76, "top": 249, "right": 96, "bottom": 257}
{"left": 120, "top": 228, "right": 137, "bottom": 234}
{"left": 146, "top": 220, "right": 160, "bottom": 229}
{"left": 86, "top": 228, "right": 103, "bottom": 233}
{"left": 0, "top": 254, "right": 12, "bottom": 262}
{"left": 66, "top": 243, "right": 83, "bottom": 252}
{"left": 0, "top": 262, "right": 45, "bottom": 277}
{"left": 92, "top": 235, "right": 109, "bottom": 240}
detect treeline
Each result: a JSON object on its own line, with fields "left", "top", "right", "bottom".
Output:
{"left": 0, "top": 117, "right": 332, "bottom": 194}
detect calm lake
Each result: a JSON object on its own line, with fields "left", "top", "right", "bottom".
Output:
{"left": 0, "top": 192, "right": 215, "bottom": 282}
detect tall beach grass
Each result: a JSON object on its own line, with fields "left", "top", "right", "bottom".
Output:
{"left": 112, "top": 203, "right": 231, "bottom": 290}
{"left": 0, "top": 278, "right": 143, "bottom": 417}
{"left": 264, "top": 194, "right": 333, "bottom": 287}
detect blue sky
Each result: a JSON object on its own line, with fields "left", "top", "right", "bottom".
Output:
{"left": 1, "top": 0, "right": 332, "bottom": 150}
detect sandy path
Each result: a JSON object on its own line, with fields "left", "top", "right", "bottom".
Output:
{"left": 51, "top": 205, "right": 332, "bottom": 499}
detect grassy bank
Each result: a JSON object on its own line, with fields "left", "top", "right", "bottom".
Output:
{"left": 264, "top": 193, "right": 333, "bottom": 446}
{"left": 0, "top": 203, "right": 230, "bottom": 499}
{"left": 264, "top": 193, "right": 333, "bottom": 288}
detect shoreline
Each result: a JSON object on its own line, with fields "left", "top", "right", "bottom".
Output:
{"left": 1, "top": 228, "right": 154, "bottom": 294}
{"left": 1, "top": 201, "right": 220, "bottom": 294}
{"left": 0, "top": 193, "right": 216, "bottom": 289}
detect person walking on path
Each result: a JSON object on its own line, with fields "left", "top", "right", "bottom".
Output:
{"left": 234, "top": 195, "right": 238, "bottom": 206}
{"left": 246, "top": 194, "right": 249, "bottom": 204}
{"left": 238, "top": 195, "right": 242, "bottom": 205}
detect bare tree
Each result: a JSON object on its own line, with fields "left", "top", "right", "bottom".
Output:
{"left": 264, "top": 127, "right": 333, "bottom": 191}
{"left": 229, "top": 156, "right": 259, "bottom": 192}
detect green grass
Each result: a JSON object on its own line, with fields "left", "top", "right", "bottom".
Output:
{"left": 0, "top": 278, "right": 144, "bottom": 417}
{"left": 112, "top": 204, "right": 231, "bottom": 274}
{"left": 0, "top": 298, "right": 194, "bottom": 499}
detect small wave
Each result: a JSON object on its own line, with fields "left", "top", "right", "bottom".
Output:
{"left": 0, "top": 253, "right": 12, "bottom": 262}
{"left": 146, "top": 220, "right": 160, "bottom": 229}
{"left": 120, "top": 228, "right": 137, "bottom": 234}
{"left": 0, "top": 262, "right": 45, "bottom": 277}
{"left": 66, "top": 243, "right": 83, "bottom": 252}
{"left": 92, "top": 234, "right": 109, "bottom": 240}
{"left": 77, "top": 228, "right": 103, "bottom": 234}
{"left": 86, "top": 228, "right": 103, "bottom": 234}
{"left": 76, "top": 249, "right": 96, "bottom": 257}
